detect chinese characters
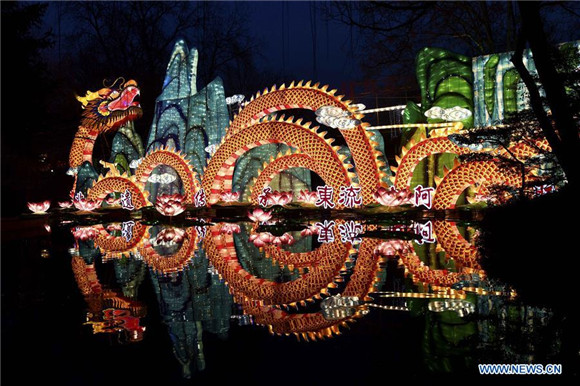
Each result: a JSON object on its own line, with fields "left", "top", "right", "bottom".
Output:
{"left": 413, "top": 185, "right": 435, "bottom": 209}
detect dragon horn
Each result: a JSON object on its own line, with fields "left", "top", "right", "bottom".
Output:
{"left": 76, "top": 90, "right": 101, "bottom": 107}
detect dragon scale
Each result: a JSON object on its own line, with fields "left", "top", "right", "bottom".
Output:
{"left": 263, "top": 241, "right": 341, "bottom": 269}
{"left": 393, "top": 137, "right": 471, "bottom": 190}
{"left": 93, "top": 222, "right": 147, "bottom": 259}
{"left": 253, "top": 237, "right": 383, "bottom": 338}
{"left": 134, "top": 148, "right": 200, "bottom": 203}
{"left": 204, "top": 224, "right": 351, "bottom": 306}
{"left": 138, "top": 227, "right": 198, "bottom": 275}
{"left": 249, "top": 153, "right": 329, "bottom": 205}
{"left": 87, "top": 175, "right": 149, "bottom": 209}
{"left": 221, "top": 84, "right": 384, "bottom": 204}
{"left": 202, "top": 119, "right": 353, "bottom": 203}
{"left": 433, "top": 160, "right": 524, "bottom": 268}
{"left": 394, "top": 136, "right": 551, "bottom": 190}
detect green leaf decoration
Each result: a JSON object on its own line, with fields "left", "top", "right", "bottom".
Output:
{"left": 503, "top": 68, "right": 521, "bottom": 116}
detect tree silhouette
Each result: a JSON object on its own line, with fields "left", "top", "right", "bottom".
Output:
{"left": 325, "top": 1, "right": 580, "bottom": 88}
{"left": 512, "top": 1, "right": 580, "bottom": 189}
{"left": 1, "top": 2, "right": 53, "bottom": 134}
{"left": 325, "top": 2, "right": 518, "bottom": 80}
{"left": 60, "top": 2, "right": 262, "bottom": 96}
{"left": 1, "top": 2, "right": 57, "bottom": 215}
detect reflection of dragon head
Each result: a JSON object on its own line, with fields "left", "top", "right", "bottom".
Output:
{"left": 76, "top": 79, "right": 142, "bottom": 131}
{"left": 86, "top": 308, "right": 146, "bottom": 343}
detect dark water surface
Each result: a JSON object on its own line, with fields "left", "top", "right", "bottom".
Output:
{"left": 1, "top": 213, "right": 577, "bottom": 385}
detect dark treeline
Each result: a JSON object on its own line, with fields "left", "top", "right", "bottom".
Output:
{"left": 324, "top": 1, "right": 580, "bottom": 82}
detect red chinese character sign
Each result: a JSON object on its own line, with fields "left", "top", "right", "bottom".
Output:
{"left": 315, "top": 186, "right": 335, "bottom": 209}
{"left": 122, "top": 220, "right": 136, "bottom": 242}
{"left": 120, "top": 189, "right": 135, "bottom": 210}
{"left": 413, "top": 221, "right": 436, "bottom": 244}
{"left": 338, "top": 220, "right": 363, "bottom": 244}
{"left": 338, "top": 185, "right": 362, "bottom": 208}
{"left": 258, "top": 187, "right": 272, "bottom": 207}
{"left": 194, "top": 189, "right": 207, "bottom": 207}
{"left": 413, "top": 185, "right": 435, "bottom": 209}
{"left": 195, "top": 219, "right": 208, "bottom": 239}
{"left": 315, "top": 220, "right": 336, "bottom": 243}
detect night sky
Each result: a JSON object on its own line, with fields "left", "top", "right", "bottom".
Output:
{"left": 41, "top": 1, "right": 362, "bottom": 87}
{"left": 234, "top": 1, "right": 361, "bottom": 85}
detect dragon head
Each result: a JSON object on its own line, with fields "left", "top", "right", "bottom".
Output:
{"left": 76, "top": 79, "right": 143, "bottom": 131}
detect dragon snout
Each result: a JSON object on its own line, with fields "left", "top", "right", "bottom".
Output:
{"left": 108, "top": 84, "right": 141, "bottom": 112}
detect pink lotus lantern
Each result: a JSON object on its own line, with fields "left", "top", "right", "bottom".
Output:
{"left": 267, "top": 191, "right": 293, "bottom": 206}
{"left": 58, "top": 201, "right": 73, "bottom": 209}
{"left": 247, "top": 208, "right": 273, "bottom": 223}
{"left": 373, "top": 187, "right": 414, "bottom": 207}
{"left": 73, "top": 197, "right": 101, "bottom": 211}
{"left": 297, "top": 190, "right": 318, "bottom": 204}
{"left": 155, "top": 194, "right": 186, "bottom": 216}
{"left": 300, "top": 224, "right": 319, "bottom": 237}
{"left": 106, "top": 223, "right": 123, "bottom": 232}
{"left": 153, "top": 227, "right": 187, "bottom": 246}
{"left": 27, "top": 200, "right": 51, "bottom": 214}
{"left": 105, "top": 195, "right": 121, "bottom": 205}
{"left": 374, "top": 240, "right": 412, "bottom": 258}
{"left": 220, "top": 191, "right": 240, "bottom": 202}
{"left": 72, "top": 226, "right": 99, "bottom": 241}
{"left": 248, "top": 232, "right": 274, "bottom": 248}
{"left": 272, "top": 232, "right": 295, "bottom": 246}
{"left": 220, "top": 223, "right": 241, "bottom": 235}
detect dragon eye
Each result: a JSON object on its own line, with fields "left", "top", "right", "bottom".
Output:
{"left": 109, "top": 90, "right": 120, "bottom": 99}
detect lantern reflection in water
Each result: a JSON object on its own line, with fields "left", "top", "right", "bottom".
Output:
{"left": 65, "top": 217, "right": 538, "bottom": 378}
